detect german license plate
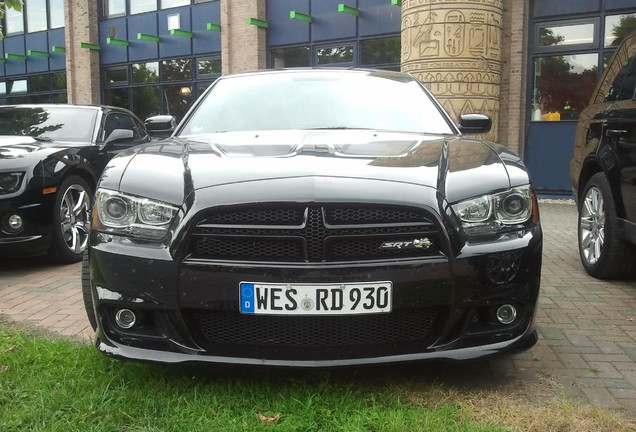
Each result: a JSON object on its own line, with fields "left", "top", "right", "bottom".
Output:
{"left": 239, "top": 282, "right": 392, "bottom": 315}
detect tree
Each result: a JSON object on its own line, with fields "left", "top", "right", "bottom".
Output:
{"left": 539, "top": 28, "right": 565, "bottom": 47}
{"left": 0, "top": 107, "right": 63, "bottom": 137}
{"left": 610, "top": 14, "right": 636, "bottom": 47}
{"left": 0, "top": 0, "right": 24, "bottom": 39}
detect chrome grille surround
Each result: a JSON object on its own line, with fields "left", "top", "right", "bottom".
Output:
{"left": 187, "top": 204, "right": 443, "bottom": 263}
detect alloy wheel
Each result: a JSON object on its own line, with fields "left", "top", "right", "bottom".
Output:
{"left": 59, "top": 184, "right": 91, "bottom": 254}
{"left": 579, "top": 185, "right": 605, "bottom": 265}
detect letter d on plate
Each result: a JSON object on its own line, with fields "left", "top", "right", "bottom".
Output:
{"left": 241, "top": 283, "right": 255, "bottom": 313}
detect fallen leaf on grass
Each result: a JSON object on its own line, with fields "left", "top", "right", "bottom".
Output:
{"left": 258, "top": 413, "right": 281, "bottom": 423}
{"left": 0, "top": 365, "right": 6, "bottom": 373}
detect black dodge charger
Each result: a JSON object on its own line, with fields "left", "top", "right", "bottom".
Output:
{"left": 85, "top": 69, "right": 542, "bottom": 367}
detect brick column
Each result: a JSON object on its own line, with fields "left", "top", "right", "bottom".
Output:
{"left": 220, "top": 0, "right": 267, "bottom": 74}
{"left": 401, "top": 0, "right": 503, "bottom": 142}
{"left": 498, "top": 0, "right": 528, "bottom": 156}
{"left": 64, "top": 0, "right": 101, "bottom": 104}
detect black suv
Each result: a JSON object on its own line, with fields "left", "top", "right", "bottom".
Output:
{"left": 569, "top": 30, "right": 636, "bottom": 279}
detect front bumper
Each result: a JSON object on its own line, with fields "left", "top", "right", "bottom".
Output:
{"left": 0, "top": 195, "right": 54, "bottom": 257}
{"left": 96, "top": 325, "right": 538, "bottom": 367}
{"left": 87, "top": 223, "right": 542, "bottom": 367}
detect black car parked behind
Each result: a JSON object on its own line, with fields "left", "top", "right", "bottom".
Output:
{"left": 569, "top": 30, "right": 636, "bottom": 280}
{"left": 0, "top": 104, "right": 153, "bottom": 263}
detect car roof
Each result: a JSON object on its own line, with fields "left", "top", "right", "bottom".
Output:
{"left": 0, "top": 103, "right": 135, "bottom": 114}
{"left": 217, "top": 67, "right": 416, "bottom": 81}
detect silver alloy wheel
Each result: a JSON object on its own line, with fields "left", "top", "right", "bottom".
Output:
{"left": 59, "top": 183, "right": 91, "bottom": 254}
{"left": 579, "top": 185, "right": 605, "bottom": 265}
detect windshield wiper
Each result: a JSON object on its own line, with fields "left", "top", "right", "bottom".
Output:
{"left": 306, "top": 126, "right": 373, "bottom": 130}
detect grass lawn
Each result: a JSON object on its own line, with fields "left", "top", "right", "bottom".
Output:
{"left": 1, "top": 324, "right": 634, "bottom": 432}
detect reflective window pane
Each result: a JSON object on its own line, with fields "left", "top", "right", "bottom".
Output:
{"left": 8, "top": 96, "right": 29, "bottom": 104}
{"left": 5, "top": 5, "right": 24, "bottom": 34}
{"left": 316, "top": 46, "right": 354, "bottom": 66}
{"left": 0, "top": 83, "right": 6, "bottom": 95}
{"left": 163, "top": 84, "right": 193, "bottom": 122}
{"left": 133, "top": 62, "right": 159, "bottom": 83}
{"left": 197, "top": 57, "right": 221, "bottom": 77}
{"left": 104, "top": 0, "right": 126, "bottom": 17}
{"left": 531, "top": 54, "right": 598, "bottom": 121}
{"left": 105, "top": 68, "right": 129, "bottom": 85}
{"left": 29, "top": 74, "right": 50, "bottom": 92}
{"left": 30, "top": 94, "right": 51, "bottom": 103}
{"left": 271, "top": 47, "right": 310, "bottom": 68}
{"left": 50, "top": 0, "right": 64, "bottom": 28}
{"left": 26, "top": 0, "right": 47, "bottom": 33}
{"left": 53, "top": 93, "right": 68, "bottom": 104}
{"left": 198, "top": 82, "right": 213, "bottom": 96}
{"left": 604, "top": 52, "right": 614, "bottom": 69}
{"left": 161, "top": 0, "right": 190, "bottom": 9}
{"left": 104, "top": 88, "right": 130, "bottom": 109}
{"left": 162, "top": 59, "right": 192, "bottom": 81}
{"left": 9, "top": 80, "right": 27, "bottom": 94}
{"left": 605, "top": 14, "right": 636, "bottom": 47}
{"left": 131, "top": 0, "right": 157, "bottom": 14}
{"left": 133, "top": 87, "right": 161, "bottom": 120}
{"left": 52, "top": 72, "right": 67, "bottom": 91}
{"left": 539, "top": 23, "right": 594, "bottom": 47}
{"left": 360, "top": 37, "right": 400, "bottom": 66}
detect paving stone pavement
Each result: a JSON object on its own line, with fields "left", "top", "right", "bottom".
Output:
{"left": 1, "top": 200, "right": 635, "bottom": 416}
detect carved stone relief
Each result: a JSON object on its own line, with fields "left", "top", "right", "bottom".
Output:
{"left": 401, "top": 0, "right": 503, "bottom": 141}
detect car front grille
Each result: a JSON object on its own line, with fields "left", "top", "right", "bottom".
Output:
{"left": 186, "top": 204, "right": 444, "bottom": 263}
{"left": 186, "top": 307, "right": 445, "bottom": 361}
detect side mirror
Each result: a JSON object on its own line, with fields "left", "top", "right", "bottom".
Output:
{"left": 145, "top": 115, "right": 177, "bottom": 138}
{"left": 458, "top": 114, "right": 492, "bottom": 135}
{"left": 104, "top": 129, "right": 134, "bottom": 146}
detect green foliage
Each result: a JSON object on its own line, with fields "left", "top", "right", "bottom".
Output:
{"left": 0, "top": 325, "right": 507, "bottom": 432}
{"left": 610, "top": 15, "right": 636, "bottom": 46}
{"left": 539, "top": 28, "right": 565, "bottom": 47}
{"left": 0, "top": 107, "right": 63, "bottom": 137}
{"left": 0, "top": 0, "right": 23, "bottom": 39}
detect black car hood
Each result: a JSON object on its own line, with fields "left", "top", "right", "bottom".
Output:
{"left": 0, "top": 135, "right": 70, "bottom": 168}
{"left": 110, "top": 130, "right": 528, "bottom": 205}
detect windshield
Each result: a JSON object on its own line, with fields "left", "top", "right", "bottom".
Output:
{"left": 178, "top": 71, "right": 456, "bottom": 135}
{"left": 0, "top": 106, "right": 97, "bottom": 142}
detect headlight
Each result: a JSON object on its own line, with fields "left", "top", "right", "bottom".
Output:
{"left": 451, "top": 186, "right": 535, "bottom": 237}
{"left": 94, "top": 189, "right": 178, "bottom": 240}
{"left": 0, "top": 172, "right": 24, "bottom": 195}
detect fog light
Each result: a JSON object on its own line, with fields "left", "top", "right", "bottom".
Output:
{"left": 2, "top": 214, "right": 23, "bottom": 233}
{"left": 115, "top": 309, "right": 137, "bottom": 329}
{"left": 496, "top": 304, "right": 517, "bottom": 325}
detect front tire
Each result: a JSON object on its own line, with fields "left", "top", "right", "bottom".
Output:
{"left": 48, "top": 175, "right": 92, "bottom": 264}
{"left": 578, "top": 172, "right": 635, "bottom": 279}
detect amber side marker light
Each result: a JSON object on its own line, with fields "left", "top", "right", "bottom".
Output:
{"left": 42, "top": 187, "right": 58, "bottom": 194}
{"left": 530, "top": 189, "right": 540, "bottom": 224}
